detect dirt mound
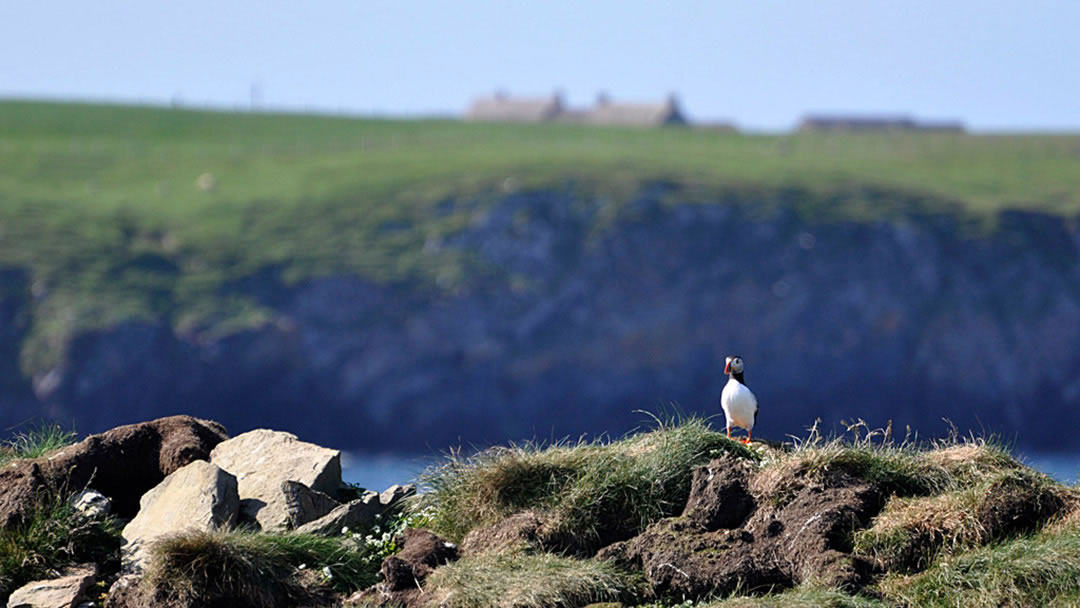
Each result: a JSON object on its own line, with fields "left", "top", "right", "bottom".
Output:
{"left": 356, "top": 528, "right": 459, "bottom": 607}
{"left": 0, "top": 416, "right": 228, "bottom": 527}
{"left": 976, "top": 471, "right": 1067, "bottom": 539}
{"left": 460, "top": 510, "right": 545, "bottom": 556}
{"left": 598, "top": 454, "right": 882, "bottom": 599}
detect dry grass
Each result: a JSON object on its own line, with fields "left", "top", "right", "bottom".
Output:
{"left": 701, "top": 586, "right": 886, "bottom": 607}
{"left": 423, "top": 552, "right": 645, "bottom": 608}
{"left": 854, "top": 486, "right": 986, "bottom": 573}
{"left": 750, "top": 421, "right": 1016, "bottom": 508}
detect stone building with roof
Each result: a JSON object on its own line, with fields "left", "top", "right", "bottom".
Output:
{"left": 464, "top": 91, "right": 691, "bottom": 127}
{"left": 464, "top": 92, "right": 564, "bottom": 123}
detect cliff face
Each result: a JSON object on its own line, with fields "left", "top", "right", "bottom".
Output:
{"left": 8, "top": 187, "right": 1080, "bottom": 450}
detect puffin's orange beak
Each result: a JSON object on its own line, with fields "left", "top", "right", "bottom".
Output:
{"left": 724, "top": 361, "right": 731, "bottom": 374}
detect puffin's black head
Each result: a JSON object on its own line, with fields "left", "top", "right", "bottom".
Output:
{"left": 724, "top": 355, "right": 744, "bottom": 376}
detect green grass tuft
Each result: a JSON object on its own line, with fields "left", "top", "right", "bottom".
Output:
{"left": 0, "top": 423, "right": 77, "bottom": 466}
{"left": 145, "top": 529, "right": 380, "bottom": 606}
{"left": 422, "top": 415, "right": 751, "bottom": 552}
{"left": 0, "top": 486, "right": 121, "bottom": 600}
{"left": 425, "top": 552, "right": 646, "bottom": 608}
{"left": 878, "top": 525, "right": 1080, "bottom": 607}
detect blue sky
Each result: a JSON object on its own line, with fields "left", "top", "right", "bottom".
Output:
{"left": 2, "top": 1, "right": 1077, "bottom": 131}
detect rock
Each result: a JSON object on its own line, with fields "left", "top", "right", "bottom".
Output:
{"left": 210, "top": 429, "right": 341, "bottom": 531}
{"left": 121, "top": 460, "right": 239, "bottom": 572}
{"left": 379, "top": 483, "right": 416, "bottom": 506}
{"left": 295, "top": 496, "right": 381, "bottom": 537}
{"left": 69, "top": 490, "right": 111, "bottom": 520}
{"left": 281, "top": 480, "right": 340, "bottom": 529}
{"left": 0, "top": 416, "right": 228, "bottom": 528}
{"left": 297, "top": 483, "right": 413, "bottom": 537}
{"left": 7, "top": 564, "right": 96, "bottom": 608}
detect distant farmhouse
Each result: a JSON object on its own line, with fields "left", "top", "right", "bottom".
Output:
{"left": 798, "top": 114, "right": 965, "bottom": 133}
{"left": 465, "top": 91, "right": 696, "bottom": 128}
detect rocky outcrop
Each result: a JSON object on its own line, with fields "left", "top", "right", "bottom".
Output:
{"left": 0, "top": 416, "right": 228, "bottom": 529}
{"left": 121, "top": 460, "right": 239, "bottom": 572}
{"left": 6, "top": 564, "right": 96, "bottom": 608}
{"left": 8, "top": 188, "right": 1080, "bottom": 451}
{"left": 209, "top": 429, "right": 342, "bottom": 531}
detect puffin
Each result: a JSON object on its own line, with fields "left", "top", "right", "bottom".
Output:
{"left": 720, "top": 355, "right": 758, "bottom": 444}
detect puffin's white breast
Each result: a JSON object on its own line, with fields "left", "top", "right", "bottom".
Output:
{"left": 721, "top": 378, "right": 758, "bottom": 431}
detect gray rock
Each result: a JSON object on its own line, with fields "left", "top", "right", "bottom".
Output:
{"left": 280, "top": 480, "right": 339, "bottom": 529}
{"left": 379, "top": 483, "right": 416, "bottom": 507}
{"left": 7, "top": 564, "right": 96, "bottom": 608}
{"left": 121, "top": 460, "right": 239, "bottom": 572}
{"left": 296, "top": 483, "right": 415, "bottom": 537}
{"left": 294, "top": 497, "right": 382, "bottom": 537}
{"left": 209, "top": 429, "right": 341, "bottom": 531}
{"left": 68, "top": 490, "right": 111, "bottom": 520}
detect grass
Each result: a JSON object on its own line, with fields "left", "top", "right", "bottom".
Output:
{"left": 424, "top": 552, "right": 646, "bottom": 608}
{"left": 143, "top": 529, "right": 381, "bottom": 607}
{"left": 853, "top": 468, "right": 1071, "bottom": 573}
{"left": 421, "top": 415, "right": 752, "bottom": 552}
{"left": 750, "top": 421, "right": 1017, "bottom": 507}
{"left": 0, "top": 422, "right": 77, "bottom": 466}
{"left": 3, "top": 100, "right": 1080, "bottom": 373}
{"left": 696, "top": 587, "right": 886, "bottom": 608}
{"left": 0, "top": 485, "right": 121, "bottom": 600}
{"left": 878, "top": 524, "right": 1080, "bottom": 607}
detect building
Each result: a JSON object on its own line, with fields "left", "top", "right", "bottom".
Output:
{"left": 583, "top": 93, "right": 688, "bottom": 127}
{"left": 464, "top": 92, "right": 564, "bottom": 123}
{"left": 798, "top": 114, "right": 965, "bottom": 133}
{"left": 463, "top": 91, "right": 691, "bottom": 128}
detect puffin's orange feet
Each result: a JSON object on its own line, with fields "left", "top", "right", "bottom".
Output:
{"left": 740, "top": 438, "right": 752, "bottom": 445}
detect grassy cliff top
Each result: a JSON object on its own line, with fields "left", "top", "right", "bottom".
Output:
{"left": 4, "top": 100, "right": 1080, "bottom": 217}
{"left": 3, "top": 100, "right": 1080, "bottom": 371}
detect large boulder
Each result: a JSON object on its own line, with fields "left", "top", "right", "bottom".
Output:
{"left": 210, "top": 429, "right": 341, "bottom": 531}
{"left": 6, "top": 564, "right": 97, "bottom": 608}
{"left": 121, "top": 460, "right": 239, "bottom": 572}
{"left": 0, "top": 416, "right": 228, "bottom": 528}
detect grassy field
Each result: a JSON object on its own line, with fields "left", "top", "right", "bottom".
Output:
{"left": 2, "top": 100, "right": 1080, "bottom": 372}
